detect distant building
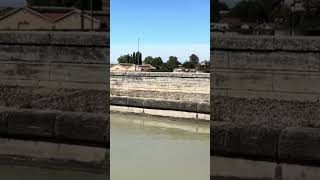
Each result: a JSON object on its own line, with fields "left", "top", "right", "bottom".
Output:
{"left": 111, "top": 63, "right": 156, "bottom": 72}
{"left": 0, "top": 6, "right": 101, "bottom": 30}
{"left": 173, "top": 66, "right": 196, "bottom": 73}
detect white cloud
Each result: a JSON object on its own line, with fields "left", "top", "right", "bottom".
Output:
{"left": 111, "top": 43, "right": 209, "bottom": 64}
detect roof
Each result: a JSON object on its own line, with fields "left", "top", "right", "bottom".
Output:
{"left": 111, "top": 63, "right": 135, "bottom": 69}
{"left": 0, "top": 7, "right": 55, "bottom": 22}
{"left": 0, "top": 7, "right": 100, "bottom": 23}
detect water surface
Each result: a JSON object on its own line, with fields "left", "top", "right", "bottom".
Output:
{"left": 111, "top": 112, "right": 210, "bottom": 180}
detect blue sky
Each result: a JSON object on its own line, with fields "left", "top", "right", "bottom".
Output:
{"left": 111, "top": 0, "right": 210, "bottom": 64}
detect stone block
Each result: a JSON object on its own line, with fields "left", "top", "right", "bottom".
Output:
{"left": 127, "top": 97, "right": 145, "bottom": 108}
{"left": 213, "top": 70, "right": 273, "bottom": 91}
{"left": 50, "top": 64, "right": 108, "bottom": 83}
{"left": 143, "top": 98, "right": 164, "bottom": 109}
{"left": 0, "top": 108, "right": 8, "bottom": 133}
{"left": 110, "top": 96, "right": 128, "bottom": 106}
{"left": 161, "top": 100, "right": 182, "bottom": 111}
{"left": 211, "top": 125, "right": 281, "bottom": 160}
{"left": 279, "top": 127, "right": 320, "bottom": 164}
{"left": 55, "top": 112, "right": 107, "bottom": 145}
{"left": 6, "top": 109, "right": 56, "bottom": 138}
{"left": 180, "top": 101, "right": 198, "bottom": 112}
{"left": 273, "top": 73, "right": 320, "bottom": 94}
{"left": 197, "top": 102, "right": 210, "bottom": 114}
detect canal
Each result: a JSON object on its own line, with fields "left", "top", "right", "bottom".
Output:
{"left": 111, "top": 112, "right": 210, "bottom": 180}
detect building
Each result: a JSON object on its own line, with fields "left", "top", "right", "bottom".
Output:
{"left": 139, "top": 64, "right": 156, "bottom": 72}
{"left": 0, "top": 6, "right": 101, "bottom": 30}
{"left": 173, "top": 66, "right": 196, "bottom": 73}
{"left": 111, "top": 63, "right": 156, "bottom": 72}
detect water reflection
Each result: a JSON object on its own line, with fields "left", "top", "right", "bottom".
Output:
{"left": 111, "top": 112, "right": 210, "bottom": 180}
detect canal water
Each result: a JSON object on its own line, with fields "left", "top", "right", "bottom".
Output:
{"left": 111, "top": 112, "right": 210, "bottom": 180}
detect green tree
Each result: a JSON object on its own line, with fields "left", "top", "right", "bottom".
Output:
{"left": 166, "top": 56, "right": 181, "bottom": 71}
{"left": 152, "top": 57, "right": 163, "bottom": 70}
{"left": 135, "top": 51, "right": 143, "bottom": 65}
{"left": 199, "top": 60, "right": 210, "bottom": 73}
{"left": 117, "top": 55, "right": 131, "bottom": 63}
{"left": 159, "top": 63, "right": 170, "bottom": 72}
{"left": 144, "top": 56, "right": 154, "bottom": 64}
{"left": 182, "top": 61, "right": 193, "bottom": 69}
{"left": 189, "top": 54, "right": 199, "bottom": 68}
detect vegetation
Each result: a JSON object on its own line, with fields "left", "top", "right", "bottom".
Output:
{"left": 117, "top": 51, "right": 142, "bottom": 65}
{"left": 117, "top": 53, "right": 209, "bottom": 72}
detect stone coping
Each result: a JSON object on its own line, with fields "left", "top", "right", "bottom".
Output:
{"left": 111, "top": 71, "right": 210, "bottom": 78}
{"left": 211, "top": 34, "right": 320, "bottom": 51}
{"left": 0, "top": 107, "right": 109, "bottom": 147}
{"left": 0, "top": 31, "right": 109, "bottom": 47}
{"left": 110, "top": 96, "right": 210, "bottom": 114}
{"left": 211, "top": 122, "right": 320, "bottom": 166}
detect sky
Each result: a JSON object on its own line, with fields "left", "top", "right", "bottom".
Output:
{"left": 111, "top": 0, "right": 210, "bottom": 64}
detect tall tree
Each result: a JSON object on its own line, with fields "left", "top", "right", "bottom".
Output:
{"left": 189, "top": 54, "right": 200, "bottom": 68}
{"left": 144, "top": 56, "right": 154, "bottom": 64}
{"left": 167, "top": 56, "right": 181, "bottom": 70}
{"left": 135, "top": 51, "right": 142, "bottom": 65}
{"left": 152, "top": 57, "right": 163, "bottom": 70}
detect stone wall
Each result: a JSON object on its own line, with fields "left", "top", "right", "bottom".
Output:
{"left": 111, "top": 72, "right": 210, "bottom": 113}
{"left": 211, "top": 34, "right": 320, "bottom": 127}
{"left": 211, "top": 34, "right": 320, "bottom": 171}
{"left": 0, "top": 31, "right": 109, "bottom": 149}
{"left": 111, "top": 72, "right": 209, "bottom": 102}
{"left": 0, "top": 31, "right": 109, "bottom": 114}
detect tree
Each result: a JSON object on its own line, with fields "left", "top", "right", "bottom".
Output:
{"left": 117, "top": 55, "right": 130, "bottom": 63}
{"left": 152, "top": 57, "right": 163, "bottom": 70}
{"left": 159, "top": 63, "right": 170, "bottom": 72}
{"left": 182, "top": 61, "right": 193, "bottom": 69}
{"left": 135, "top": 51, "right": 143, "bottom": 65}
{"left": 189, "top": 54, "right": 200, "bottom": 68}
{"left": 166, "top": 56, "right": 181, "bottom": 71}
{"left": 144, "top": 56, "right": 154, "bottom": 64}
{"left": 199, "top": 60, "right": 210, "bottom": 73}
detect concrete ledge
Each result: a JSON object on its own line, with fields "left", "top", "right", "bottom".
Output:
{"left": 111, "top": 105, "right": 210, "bottom": 121}
{"left": 0, "top": 108, "right": 108, "bottom": 147}
{"left": 110, "top": 96, "right": 210, "bottom": 114}
{"left": 211, "top": 123, "right": 320, "bottom": 166}
{"left": 0, "top": 138, "right": 108, "bottom": 174}
{"left": 211, "top": 34, "right": 320, "bottom": 51}
{"left": 0, "top": 31, "right": 109, "bottom": 47}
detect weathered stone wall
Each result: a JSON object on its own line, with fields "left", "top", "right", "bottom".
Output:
{"left": 0, "top": 31, "right": 109, "bottom": 148}
{"left": 111, "top": 72, "right": 209, "bottom": 102}
{"left": 0, "top": 31, "right": 109, "bottom": 114}
{"left": 211, "top": 34, "right": 320, "bottom": 172}
{"left": 111, "top": 72, "right": 210, "bottom": 114}
{"left": 211, "top": 34, "right": 320, "bottom": 127}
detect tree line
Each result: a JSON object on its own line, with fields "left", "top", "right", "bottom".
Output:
{"left": 117, "top": 52, "right": 210, "bottom": 72}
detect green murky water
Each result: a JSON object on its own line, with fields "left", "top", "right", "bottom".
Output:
{"left": 111, "top": 112, "right": 210, "bottom": 180}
